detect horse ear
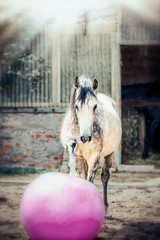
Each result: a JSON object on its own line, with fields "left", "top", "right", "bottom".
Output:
{"left": 93, "top": 79, "right": 98, "bottom": 90}
{"left": 75, "top": 76, "right": 79, "bottom": 88}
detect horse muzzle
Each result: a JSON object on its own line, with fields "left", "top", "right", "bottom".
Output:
{"left": 80, "top": 135, "right": 92, "bottom": 143}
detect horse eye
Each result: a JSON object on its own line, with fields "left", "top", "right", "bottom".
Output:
{"left": 93, "top": 104, "right": 97, "bottom": 111}
{"left": 75, "top": 105, "right": 79, "bottom": 111}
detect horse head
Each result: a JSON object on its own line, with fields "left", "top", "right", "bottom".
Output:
{"left": 73, "top": 75, "right": 98, "bottom": 143}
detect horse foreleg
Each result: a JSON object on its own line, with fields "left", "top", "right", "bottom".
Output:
{"left": 65, "top": 138, "right": 77, "bottom": 177}
{"left": 87, "top": 157, "right": 99, "bottom": 183}
{"left": 101, "top": 152, "right": 113, "bottom": 217}
{"left": 75, "top": 155, "right": 87, "bottom": 180}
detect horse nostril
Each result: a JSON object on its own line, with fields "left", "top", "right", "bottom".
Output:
{"left": 81, "top": 136, "right": 85, "bottom": 143}
{"left": 88, "top": 136, "right": 92, "bottom": 142}
{"left": 81, "top": 136, "right": 92, "bottom": 143}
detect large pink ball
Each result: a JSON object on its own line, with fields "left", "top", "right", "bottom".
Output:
{"left": 20, "top": 172, "right": 105, "bottom": 240}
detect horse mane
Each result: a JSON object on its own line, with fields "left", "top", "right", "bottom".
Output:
{"left": 70, "top": 87, "right": 78, "bottom": 124}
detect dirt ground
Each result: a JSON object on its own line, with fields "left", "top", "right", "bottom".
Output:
{"left": 0, "top": 171, "right": 160, "bottom": 240}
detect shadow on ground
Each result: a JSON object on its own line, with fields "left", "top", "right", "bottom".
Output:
{"left": 96, "top": 220, "right": 160, "bottom": 240}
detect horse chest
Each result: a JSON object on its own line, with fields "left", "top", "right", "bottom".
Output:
{"left": 75, "top": 138, "right": 102, "bottom": 160}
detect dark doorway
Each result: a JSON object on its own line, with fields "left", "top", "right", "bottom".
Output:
{"left": 121, "top": 45, "right": 160, "bottom": 166}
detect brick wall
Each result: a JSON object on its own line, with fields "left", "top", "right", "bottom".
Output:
{"left": 0, "top": 113, "right": 65, "bottom": 170}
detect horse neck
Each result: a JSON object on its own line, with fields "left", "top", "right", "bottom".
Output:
{"left": 94, "top": 101, "right": 104, "bottom": 125}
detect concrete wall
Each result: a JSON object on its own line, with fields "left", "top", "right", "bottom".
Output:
{"left": 0, "top": 113, "right": 65, "bottom": 170}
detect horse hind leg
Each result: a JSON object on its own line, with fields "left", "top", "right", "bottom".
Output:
{"left": 101, "top": 152, "right": 113, "bottom": 217}
{"left": 65, "top": 138, "right": 77, "bottom": 177}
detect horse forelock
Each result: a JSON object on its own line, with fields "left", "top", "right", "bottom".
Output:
{"left": 71, "top": 85, "right": 96, "bottom": 108}
{"left": 77, "top": 86, "right": 96, "bottom": 105}
{"left": 77, "top": 75, "right": 97, "bottom": 104}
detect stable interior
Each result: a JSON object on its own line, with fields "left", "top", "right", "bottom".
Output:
{"left": 121, "top": 45, "right": 160, "bottom": 165}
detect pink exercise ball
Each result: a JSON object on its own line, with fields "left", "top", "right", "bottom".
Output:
{"left": 20, "top": 172, "right": 105, "bottom": 240}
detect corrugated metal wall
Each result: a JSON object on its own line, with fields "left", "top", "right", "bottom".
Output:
{"left": 0, "top": 22, "right": 115, "bottom": 108}
{"left": 60, "top": 33, "right": 112, "bottom": 104}
{"left": 0, "top": 24, "right": 53, "bottom": 107}
{"left": 120, "top": 7, "right": 160, "bottom": 45}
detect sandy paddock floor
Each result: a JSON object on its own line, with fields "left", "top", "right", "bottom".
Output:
{"left": 0, "top": 171, "right": 160, "bottom": 240}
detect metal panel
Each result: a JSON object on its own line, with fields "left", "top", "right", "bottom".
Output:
{"left": 60, "top": 31, "right": 112, "bottom": 104}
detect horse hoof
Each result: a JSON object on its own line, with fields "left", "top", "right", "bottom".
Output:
{"left": 105, "top": 208, "right": 111, "bottom": 218}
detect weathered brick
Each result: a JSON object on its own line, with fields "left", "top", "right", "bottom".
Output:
{"left": 36, "top": 160, "right": 43, "bottom": 164}
{"left": 36, "top": 134, "right": 41, "bottom": 138}
{"left": 40, "top": 139, "right": 49, "bottom": 142}
{"left": 16, "top": 143, "right": 21, "bottom": 147}
{"left": 0, "top": 148, "right": 7, "bottom": 155}
{"left": 28, "top": 163, "right": 36, "bottom": 168}
{"left": 0, "top": 113, "right": 64, "bottom": 169}
{"left": 50, "top": 159, "right": 62, "bottom": 164}
{"left": 45, "top": 134, "right": 53, "bottom": 138}
{"left": 0, "top": 143, "right": 12, "bottom": 154}
{"left": 3, "top": 126, "right": 14, "bottom": 129}
{"left": 3, "top": 141, "right": 12, "bottom": 148}
{"left": 62, "top": 161, "right": 69, "bottom": 166}
{"left": 42, "top": 164, "right": 51, "bottom": 169}
{"left": 54, "top": 155, "right": 63, "bottom": 160}
{"left": 9, "top": 155, "right": 26, "bottom": 163}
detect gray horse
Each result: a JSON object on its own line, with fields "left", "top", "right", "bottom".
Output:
{"left": 61, "top": 74, "right": 122, "bottom": 215}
